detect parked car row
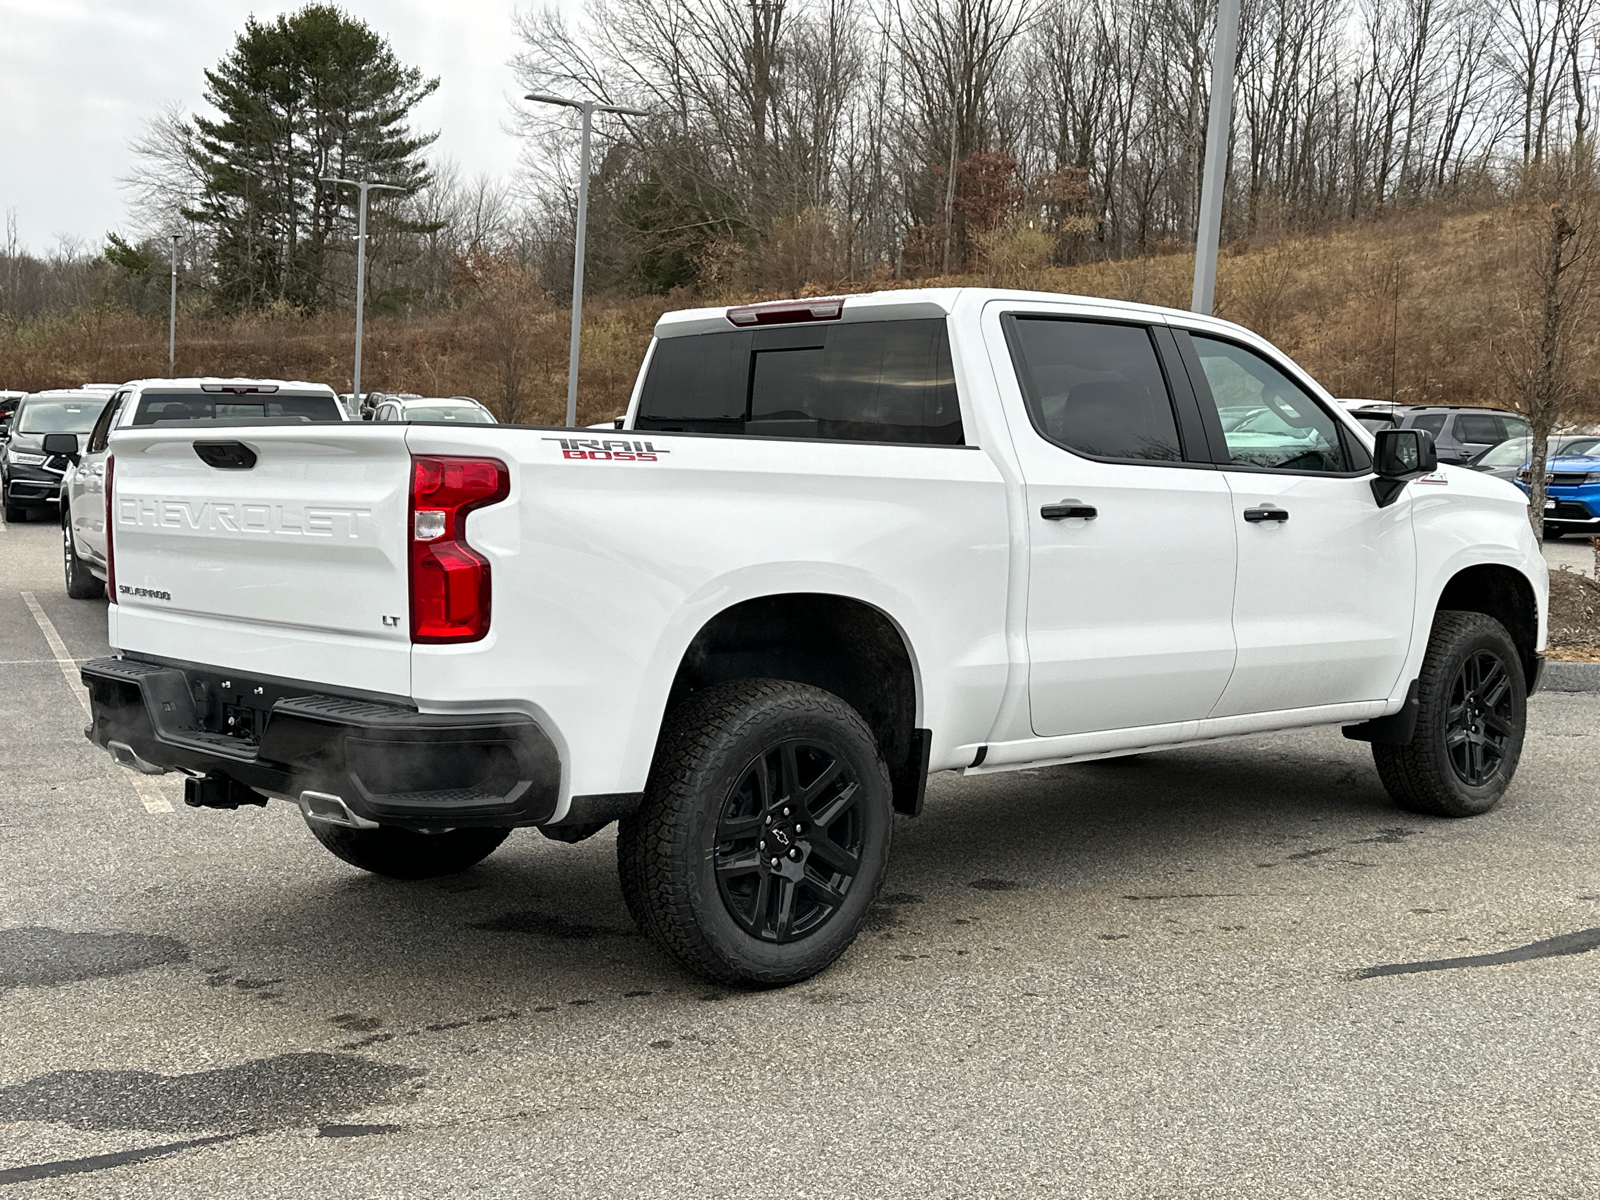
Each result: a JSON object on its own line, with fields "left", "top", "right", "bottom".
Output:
{"left": 1336, "top": 400, "right": 1533, "bottom": 465}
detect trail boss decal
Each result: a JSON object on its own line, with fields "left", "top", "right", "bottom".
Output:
{"left": 544, "top": 437, "right": 669, "bottom": 463}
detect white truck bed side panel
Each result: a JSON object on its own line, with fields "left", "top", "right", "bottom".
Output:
{"left": 407, "top": 427, "right": 1012, "bottom": 806}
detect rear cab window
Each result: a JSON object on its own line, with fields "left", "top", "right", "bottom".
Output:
{"left": 130, "top": 392, "right": 343, "bottom": 425}
{"left": 634, "top": 319, "right": 963, "bottom": 445}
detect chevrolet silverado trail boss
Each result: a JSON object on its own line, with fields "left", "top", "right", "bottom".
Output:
{"left": 78, "top": 289, "right": 1547, "bottom": 986}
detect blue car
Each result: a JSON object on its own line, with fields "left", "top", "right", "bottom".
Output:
{"left": 1517, "top": 451, "right": 1600, "bottom": 538}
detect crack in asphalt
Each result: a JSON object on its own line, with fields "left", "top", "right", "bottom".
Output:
{"left": 0, "top": 1133, "right": 248, "bottom": 1187}
{"left": 1355, "top": 927, "right": 1600, "bottom": 979}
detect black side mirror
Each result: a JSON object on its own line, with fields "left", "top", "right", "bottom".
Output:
{"left": 41, "top": 433, "right": 82, "bottom": 463}
{"left": 1371, "top": 428, "right": 1438, "bottom": 507}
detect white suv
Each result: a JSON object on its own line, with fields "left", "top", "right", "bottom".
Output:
{"left": 370, "top": 396, "right": 496, "bottom": 424}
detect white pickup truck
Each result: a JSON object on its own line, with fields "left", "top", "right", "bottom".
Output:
{"left": 82, "top": 289, "right": 1548, "bottom": 986}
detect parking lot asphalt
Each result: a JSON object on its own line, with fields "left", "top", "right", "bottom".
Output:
{"left": 1, "top": 510, "right": 1598, "bottom": 1199}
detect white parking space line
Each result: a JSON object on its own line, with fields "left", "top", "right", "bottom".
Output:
{"left": 20, "top": 590, "right": 175, "bottom": 814}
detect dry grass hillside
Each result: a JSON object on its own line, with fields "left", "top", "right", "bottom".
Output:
{"left": 4, "top": 200, "right": 1597, "bottom": 427}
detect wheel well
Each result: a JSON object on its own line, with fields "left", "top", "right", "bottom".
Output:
{"left": 667, "top": 594, "right": 927, "bottom": 814}
{"left": 1436, "top": 565, "right": 1539, "bottom": 685}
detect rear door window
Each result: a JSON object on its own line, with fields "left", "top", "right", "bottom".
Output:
{"left": 635, "top": 319, "right": 963, "bottom": 445}
{"left": 1453, "top": 413, "right": 1506, "bottom": 445}
{"left": 1002, "top": 317, "right": 1184, "bottom": 462}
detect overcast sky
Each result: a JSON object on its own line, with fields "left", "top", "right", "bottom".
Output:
{"left": 1, "top": 0, "right": 564, "bottom": 254}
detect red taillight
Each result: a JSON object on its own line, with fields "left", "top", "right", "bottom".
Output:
{"left": 105, "top": 455, "right": 116, "bottom": 604}
{"left": 409, "top": 455, "right": 509, "bottom": 643}
{"left": 726, "top": 297, "right": 845, "bottom": 326}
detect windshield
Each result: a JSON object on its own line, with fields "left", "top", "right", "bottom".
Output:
{"left": 403, "top": 405, "right": 495, "bottom": 423}
{"left": 130, "top": 392, "right": 342, "bottom": 425}
{"left": 1555, "top": 437, "right": 1600, "bottom": 458}
{"left": 1478, "top": 435, "right": 1600, "bottom": 467}
{"left": 17, "top": 398, "right": 109, "bottom": 433}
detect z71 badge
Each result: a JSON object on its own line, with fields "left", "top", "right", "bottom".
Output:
{"left": 543, "top": 437, "right": 669, "bottom": 462}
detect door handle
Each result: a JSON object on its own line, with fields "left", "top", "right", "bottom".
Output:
{"left": 1243, "top": 505, "right": 1289, "bottom": 523}
{"left": 1041, "top": 501, "right": 1097, "bottom": 521}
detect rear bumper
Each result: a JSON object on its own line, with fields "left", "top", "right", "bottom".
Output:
{"left": 82, "top": 656, "right": 561, "bottom": 829}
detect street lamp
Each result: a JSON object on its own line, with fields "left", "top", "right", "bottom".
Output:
{"left": 319, "top": 177, "right": 405, "bottom": 407}
{"left": 167, "top": 233, "right": 180, "bottom": 376}
{"left": 525, "top": 92, "right": 648, "bottom": 427}
{"left": 1191, "top": 0, "right": 1240, "bottom": 316}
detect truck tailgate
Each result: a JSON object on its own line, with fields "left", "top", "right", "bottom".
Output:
{"left": 107, "top": 426, "right": 413, "bottom": 697}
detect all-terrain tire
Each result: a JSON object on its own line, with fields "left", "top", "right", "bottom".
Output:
{"left": 617, "top": 679, "right": 893, "bottom": 987}
{"left": 62, "top": 517, "right": 104, "bottom": 599}
{"left": 306, "top": 820, "right": 510, "bottom": 879}
{"left": 1372, "top": 610, "right": 1527, "bottom": 818}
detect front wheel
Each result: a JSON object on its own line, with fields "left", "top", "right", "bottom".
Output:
{"left": 618, "top": 679, "right": 892, "bottom": 986}
{"left": 63, "top": 518, "right": 104, "bottom": 599}
{"left": 307, "top": 819, "right": 510, "bottom": 879}
{"left": 1372, "top": 611, "right": 1527, "bottom": 817}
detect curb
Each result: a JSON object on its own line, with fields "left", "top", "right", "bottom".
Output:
{"left": 1543, "top": 661, "right": 1600, "bottom": 692}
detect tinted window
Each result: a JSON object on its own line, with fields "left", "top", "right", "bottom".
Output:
{"left": 1454, "top": 413, "right": 1505, "bottom": 444}
{"left": 1005, "top": 318, "right": 1182, "bottom": 461}
{"left": 1408, "top": 413, "right": 1447, "bottom": 438}
{"left": 17, "top": 398, "right": 109, "bottom": 433}
{"left": 1190, "top": 336, "right": 1349, "bottom": 472}
{"left": 636, "top": 332, "right": 751, "bottom": 434}
{"left": 635, "top": 320, "right": 962, "bottom": 445}
{"left": 130, "top": 392, "right": 342, "bottom": 425}
{"left": 750, "top": 346, "right": 825, "bottom": 432}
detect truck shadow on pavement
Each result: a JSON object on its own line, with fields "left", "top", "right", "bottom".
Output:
{"left": 157, "top": 731, "right": 1414, "bottom": 1005}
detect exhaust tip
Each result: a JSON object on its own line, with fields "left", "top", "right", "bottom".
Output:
{"left": 107, "top": 740, "right": 169, "bottom": 776}
{"left": 298, "top": 790, "right": 379, "bottom": 830}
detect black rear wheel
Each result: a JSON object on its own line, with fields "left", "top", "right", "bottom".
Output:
{"left": 618, "top": 679, "right": 892, "bottom": 986}
{"left": 1373, "top": 611, "right": 1527, "bottom": 817}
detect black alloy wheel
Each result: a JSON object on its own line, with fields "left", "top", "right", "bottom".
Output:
{"left": 713, "top": 738, "right": 864, "bottom": 944}
{"left": 618, "top": 678, "right": 893, "bottom": 986}
{"left": 1444, "top": 649, "right": 1516, "bottom": 787}
{"left": 1372, "top": 610, "right": 1526, "bottom": 818}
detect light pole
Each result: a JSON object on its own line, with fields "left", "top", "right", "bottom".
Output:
{"left": 1191, "top": 0, "right": 1241, "bottom": 316}
{"left": 167, "top": 233, "right": 180, "bottom": 376}
{"left": 525, "top": 93, "right": 648, "bottom": 427}
{"left": 319, "top": 177, "right": 405, "bottom": 407}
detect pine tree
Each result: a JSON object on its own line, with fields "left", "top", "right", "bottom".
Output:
{"left": 185, "top": 4, "right": 438, "bottom": 311}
